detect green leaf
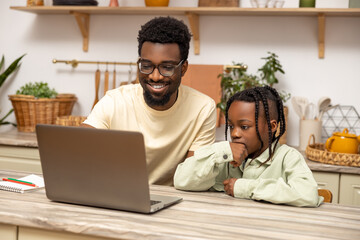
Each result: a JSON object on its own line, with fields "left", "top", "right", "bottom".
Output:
{"left": 0, "top": 109, "right": 16, "bottom": 126}
{"left": 0, "top": 55, "right": 4, "bottom": 70}
{"left": 0, "top": 54, "right": 26, "bottom": 125}
{"left": 16, "top": 82, "right": 58, "bottom": 98}
{"left": 0, "top": 54, "right": 26, "bottom": 88}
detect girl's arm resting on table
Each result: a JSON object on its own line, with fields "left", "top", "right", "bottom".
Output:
{"left": 233, "top": 174, "right": 321, "bottom": 207}
{"left": 174, "top": 141, "right": 232, "bottom": 191}
{"left": 233, "top": 150, "right": 322, "bottom": 207}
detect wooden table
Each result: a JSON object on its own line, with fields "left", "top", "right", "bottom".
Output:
{"left": 0, "top": 170, "right": 359, "bottom": 240}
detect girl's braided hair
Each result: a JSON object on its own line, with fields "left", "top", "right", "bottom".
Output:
{"left": 225, "top": 86, "right": 286, "bottom": 165}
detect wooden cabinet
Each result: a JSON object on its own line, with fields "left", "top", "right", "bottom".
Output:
{"left": 313, "top": 171, "right": 360, "bottom": 206}
{"left": 312, "top": 171, "right": 340, "bottom": 204}
{"left": 0, "top": 224, "right": 17, "bottom": 240}
{"left": 0, "top": 146, "right": 41, "bottom": 173}
{"left": 339, "top": 173, "right": 360, "bottom": 206}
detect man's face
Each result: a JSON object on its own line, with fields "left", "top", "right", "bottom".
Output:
{"left": 139, "top": 42, "right": 187, "bottom": 111}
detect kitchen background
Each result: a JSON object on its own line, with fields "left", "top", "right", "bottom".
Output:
{"left": 0, "top": 0, "right": 359, "bottom": 147}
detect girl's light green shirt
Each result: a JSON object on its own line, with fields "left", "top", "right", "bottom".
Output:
{"left": 174, "top": 142, "right": 323, "bottom": 207}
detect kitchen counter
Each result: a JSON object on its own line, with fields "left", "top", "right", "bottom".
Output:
{"left": 1, "top": 128, "right": 359, "bottom": 175}
{"left": 0, "top": 169, "right": 360, "bottom": 240}
{"left": 0, "top": 128, "right": 37, "bottom": 147}
{"left": 305, "top": 157, "right": 360, "bottom": 174}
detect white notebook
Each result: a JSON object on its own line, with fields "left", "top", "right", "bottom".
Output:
{"left": 0, "top": 174, "right": 45, "bottom": 193}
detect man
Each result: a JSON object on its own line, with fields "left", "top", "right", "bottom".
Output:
{"left": 82, "top": 16, "right": 216, "bottom": 185}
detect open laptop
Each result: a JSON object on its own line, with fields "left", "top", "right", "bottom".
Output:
{"left": 36, "top": 124, "right": 182, "bottom": 213}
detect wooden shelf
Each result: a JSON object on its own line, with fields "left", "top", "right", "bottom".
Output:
{"left": 10, "top": 6, "right": 360, "bottom": 16}
{"left": 10, "top": 6, "right": 360, "bottom": 56}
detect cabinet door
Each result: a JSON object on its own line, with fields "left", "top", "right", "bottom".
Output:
{"left": 0, "top": 146, "right": 41, "bottom": 173}
{"left": 312, "top": 172, "right": 340, "bottom": 203}
{"left": 0, "top": 223, "right": 17, "bottom": 240}
{"left": 339, "top": 174, "right": 360, "bottom": 206}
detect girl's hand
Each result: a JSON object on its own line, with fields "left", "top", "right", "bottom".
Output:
{"left": 223, "top": 178, "right": 237, "bottom": 197}
{"left": 229, "top": 142, "right": 248, "bottom": 167}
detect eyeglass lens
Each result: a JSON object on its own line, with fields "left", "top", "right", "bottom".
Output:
{"left": 138, "top": 60, "right": 183, "bottom": 77}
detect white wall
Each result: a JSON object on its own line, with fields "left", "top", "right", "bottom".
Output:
{"left": 1, "top": 0, "right": 359, "bottom": 146}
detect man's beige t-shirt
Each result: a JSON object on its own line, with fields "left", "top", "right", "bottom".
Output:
{"left": 83, "top": 84, "right": 217, "bottom": 185}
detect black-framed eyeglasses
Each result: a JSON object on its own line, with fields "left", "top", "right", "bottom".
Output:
{"left": 137, "top": 58, "right": 184, "bottom": 77}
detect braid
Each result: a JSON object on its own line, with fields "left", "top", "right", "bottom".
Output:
{"left": 256, "top": 87, "right": 274, "bottom": 165}
{"left": 265, "top": 85, "right": 286, "bottom": 141}
{"left": 250, "top": 89, "right": 263, "bottom": 151}
{"left": 225, "top": 94, "right": 236, "bottom": 141}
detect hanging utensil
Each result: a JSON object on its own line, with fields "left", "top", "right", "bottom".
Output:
{"left": 92, "top": 63, "right": 100, "bottom": 110}
{"left": 112, "top": 63, "right": 116, "bottom": 89}
{"left": 104, "top": 63, "right": 109, "bottom": 95}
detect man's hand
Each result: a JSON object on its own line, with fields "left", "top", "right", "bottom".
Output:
{"left": 229, "top": 142, "right": 248, "bottom": 167}
{"left": 223, "top": 178, "right": 237, "bottom": 197}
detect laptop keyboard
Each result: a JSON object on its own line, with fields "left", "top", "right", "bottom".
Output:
{"left": 150, "top": 200, "right": 161, "bottom": 205}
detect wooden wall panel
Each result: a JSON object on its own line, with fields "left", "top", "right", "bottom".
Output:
{"left": 182, "top": 64, "right": 223, "bottom": 127}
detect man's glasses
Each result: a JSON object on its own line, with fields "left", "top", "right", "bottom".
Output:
{"left": 137, "top": 59, "right": 183, "bottom": 77}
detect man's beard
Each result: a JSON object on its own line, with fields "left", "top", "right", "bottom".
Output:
{"left": 143, "top": 89, "right": 172, "bottom": 107}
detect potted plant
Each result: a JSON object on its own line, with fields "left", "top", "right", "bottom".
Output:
{"left": 0, "top": 54, "right": 25, "bottom": 127}
{"left": 217, "top": 52, "right": 290, "bottom": 143}
{"left": 258, "top": 52, "right": 291, "bottom": 103}
{"left": 218, "top": 52, "right": 290, "bottom": 113}
{"left": 217, "top": 63, "right": 260, "bottom": 114}
{"left": 15, "top": 82, "right": 58, "bottom": 98}
{"left": 9, "top": 82, "right": 77, "bottom": 132}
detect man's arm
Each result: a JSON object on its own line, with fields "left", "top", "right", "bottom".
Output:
{"left": 187, "top": 97, "right": 217, "bottom": 153}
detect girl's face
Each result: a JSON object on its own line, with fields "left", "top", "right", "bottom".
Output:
{"left": 227, "top": 100, "right": 277, "bottom": 158}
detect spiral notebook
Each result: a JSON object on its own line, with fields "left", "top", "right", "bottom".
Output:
{"left": 0, "top": 174, "right": 45, "bottom": 193}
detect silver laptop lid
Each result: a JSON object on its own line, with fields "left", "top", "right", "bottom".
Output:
{"left": 36, "top": 124, "right": 153, "bottom": 213}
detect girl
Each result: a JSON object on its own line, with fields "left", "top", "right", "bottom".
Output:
{"left": 174, "top": 86, "right": 323, "bottom": 207}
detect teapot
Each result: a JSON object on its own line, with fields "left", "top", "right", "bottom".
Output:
{"left": 325, "top": 128, "right": 360, "bottom": 154}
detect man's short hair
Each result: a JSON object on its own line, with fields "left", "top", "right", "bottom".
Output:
{"left": 137, "top": 16, "right": 192, "bottom": 61}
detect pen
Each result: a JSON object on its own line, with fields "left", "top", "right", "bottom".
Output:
{"left": 2, "top": 178, "right": 37, "bottom": 187}
{"left": 8, "top": 178, "right": 34, "bottom": 185}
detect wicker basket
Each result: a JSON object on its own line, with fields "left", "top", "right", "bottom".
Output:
{"left": 55, "top": 115, "right": 87, "bottom": 127}
{"left": 305, "top": 135, "right": 360, "bottom": 167}
{"left": 9, "top": 94, "right": 77, "bottom": 132}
